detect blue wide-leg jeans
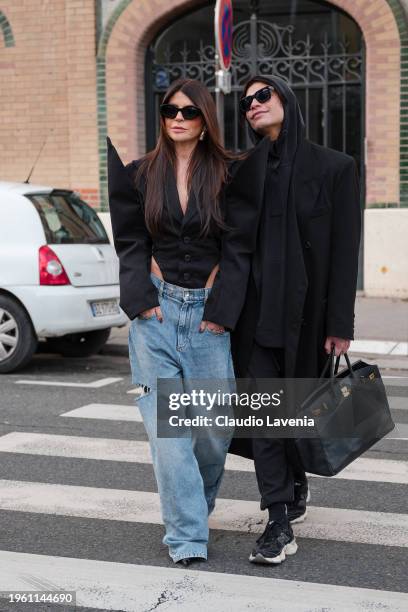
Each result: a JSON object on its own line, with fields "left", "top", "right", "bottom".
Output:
{"left": 128, "top": 273, "right": 235, "bottom": 563}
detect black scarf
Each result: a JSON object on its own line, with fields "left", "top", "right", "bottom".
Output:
{"left": 247, "top": 76, "right": 305, "bottom": 347}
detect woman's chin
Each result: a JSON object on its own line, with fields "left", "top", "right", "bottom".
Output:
{"left": 168, "top": 132, "right": 198, "bottom": 144}
{"left": 251, "top": 119, "right": 270, "bottom": 134}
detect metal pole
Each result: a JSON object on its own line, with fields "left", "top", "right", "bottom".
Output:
{"left": 215, "top": 54, "right": 225, "bottom": 145}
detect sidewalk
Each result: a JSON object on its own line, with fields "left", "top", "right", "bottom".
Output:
{"left": 103, "top": 296, "right": 408, "bottom": 371}
{"left": 352, "top": 296, "right": 408, "bottom": 371}
{"left": 354, "top": 295, "right": 408, "bottom": 342}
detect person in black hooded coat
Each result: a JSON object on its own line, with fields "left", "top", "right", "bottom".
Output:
{"left": 204, "top": 75, "right": 361, "bottom": 565}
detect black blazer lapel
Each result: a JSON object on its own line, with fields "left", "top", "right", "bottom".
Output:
{"left": 165, "top": 168, "right": 184, "bottom": 226}
{"left": 165, "top": 168, "right": 201, "bottom": 228}
{"left": 182, "top": 189, "right": 200, "bottom": 227}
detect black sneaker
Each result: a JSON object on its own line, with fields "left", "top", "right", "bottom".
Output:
{"left": 287, "top": 480, "right": 310, "bottom": 524}
{"left": 249, "top": 519, "right": 298, "bottom": 565}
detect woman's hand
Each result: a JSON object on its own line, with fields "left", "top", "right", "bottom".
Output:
{"left": 324, "top": 336, "right": 350, "bottom": 356}
{"left": 142, "top": 257, "right": 164, "bottom": 321}
{"left": 200, "top": 264, "right": 224, "bottom": 332}
{"left": 139, "top": 306, "right": 163, "bottom": 322}
{"left": 151, "top": 256, "right": 164, "bottom": 280}
{"left": 199, "top": 320, "right": 225, "bottom": 334}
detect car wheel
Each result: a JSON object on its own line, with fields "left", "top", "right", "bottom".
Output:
{"left": 0, "top": 295, "right": 38, "bottom": 373}
{"left": 46, "top": 328, "right": 111, "bottom": 358}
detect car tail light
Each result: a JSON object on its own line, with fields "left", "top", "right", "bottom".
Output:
{"left": 39, "top": 245, "right": 71, "bottom": 285}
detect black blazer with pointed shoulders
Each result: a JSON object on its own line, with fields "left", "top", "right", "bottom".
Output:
{"left": 107, "top": 137, "right": 262, "bottom": 322}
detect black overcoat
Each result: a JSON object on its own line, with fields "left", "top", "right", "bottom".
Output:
{"left": 227, "top": 137, "right": 361, "bottom": 382}
{"left": 205, "top": 134, "right": 361, "bottom": 383}
{"left": 212, "top": 137, "right": 361, "bottom": 460}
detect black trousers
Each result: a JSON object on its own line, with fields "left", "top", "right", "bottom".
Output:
{"left": 247, "top": 342, "right": 307, "bottom": 510}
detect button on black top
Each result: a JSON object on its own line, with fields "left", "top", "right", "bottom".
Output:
{"left": 304, "top": 240, "right": 312, "bottom": 249}
{"left": 184, "top": 254, "right": 191, "bottom": 262}
{"left": 183, "top": 272, "right": 190, "bottom": 281}
{"left": 183, "top": 236, "right": 191, "bottom": 244}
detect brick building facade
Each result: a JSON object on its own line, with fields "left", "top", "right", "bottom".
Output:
{"left": 1, "top": 0, "right": 408, "bottom": 295}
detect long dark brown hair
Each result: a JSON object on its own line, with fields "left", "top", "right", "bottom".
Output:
{"left": 135, "top": 78, "right": 235, "bottom": 236}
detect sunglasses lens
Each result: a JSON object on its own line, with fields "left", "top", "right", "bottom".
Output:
{"left": 160, "top": 105, "right": 201, "bottom": 120}
{"left": 256, "top": 87, "right": 273, "bottom": 103}
{"left": 239, "top": 96, "right": 252, "bottom": 113}
{"left": 160, "top": 104, "right": 178, "bottom": 119}
{"left": 240, "top": 87, "right": 275, "bottom": 113}
{"left": 182, "top": 106, "right": 201, "bottom": 120}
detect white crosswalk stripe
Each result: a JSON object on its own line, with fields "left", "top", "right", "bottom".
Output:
{"left": 61, "top": 403, "right": 143, "bottom": 422}
{"left": 1, "top": 550, "right": 407, "bottom": 612}
{"left": 0, "top": 432, "right": 407, "bottom": 484}
{"left": 1, "top": 393, "right": 408, "bottom": 610}
{"left": 60, "top": 397, "right": 408, "bottom": 419}
{"left": 390, "top": 396, "right": 408, "bottom": 410}
{"left": 389, "top": 422, "right": 408, "bottom": 439}
{"left": 15, "top": 377, "right": 123, "bottom": 388}
{"left": 384, "top": 376, "right": 408, "bottom": 388}
{"left": 0, "top": 480, "right": 407, "bottom": 547}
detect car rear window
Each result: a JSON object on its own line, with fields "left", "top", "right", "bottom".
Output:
{"left": 27, "top": 191, "right": 109, "bottom": 244}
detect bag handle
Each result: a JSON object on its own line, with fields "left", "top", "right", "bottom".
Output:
{"left": 318, "top": 347, "right": 355, "bottom": 383}
{"left": 334, "top": 352, "right": 356, "bottom": 378}
{"left": 318, "top": 345, "right": 335, "bottom": 383}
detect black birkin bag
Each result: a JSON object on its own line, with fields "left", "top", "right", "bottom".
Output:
{"left": 294, "top": 348, "right": 395, "bottom": 476}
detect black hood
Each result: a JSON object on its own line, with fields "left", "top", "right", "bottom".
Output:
{"left": 243, "top": 75, "right": 305, "bottom": 164}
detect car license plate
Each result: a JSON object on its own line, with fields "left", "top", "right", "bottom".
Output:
{"left": 90, "top": 299, "right": 120, "bottom": 317}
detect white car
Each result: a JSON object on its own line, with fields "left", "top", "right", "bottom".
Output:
{"left": 0, "top": 181, "right": 128, "bottom": 373}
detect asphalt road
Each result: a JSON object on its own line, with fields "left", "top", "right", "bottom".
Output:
{"left": 0, "top": 349, "right": 407, "bottom": 611}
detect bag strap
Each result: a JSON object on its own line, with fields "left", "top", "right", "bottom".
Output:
{"left": 318, "top": 347, "right": 356, "bottom": 385}
{"left": 334, "top": 352, "right": 355, "bottom": 377}
{"left": 318, "top": 345, "right": 335, "bottom": 383}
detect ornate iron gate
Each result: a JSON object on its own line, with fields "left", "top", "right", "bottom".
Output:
{"left": 147, "top": 11, "right": 363, "bottom": 162}
{"left": 146, "top": 6, "right": 365, "bottom": 287}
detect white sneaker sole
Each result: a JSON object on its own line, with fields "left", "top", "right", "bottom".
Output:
{"left": 288, "top": 486, "right": 311, "bottom": 525}
{"left": 249, "top": 539, "right": 298, "bottom": 565}
{"left": 289, "top": 509, "right": 308, "bottom": 525}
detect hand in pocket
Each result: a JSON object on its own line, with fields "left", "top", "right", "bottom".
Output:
{"left": 139, "top": 306, "right": 163, "bottom": 322}
{"left": 199, "top": 320, "right": 225, "bottom": 334}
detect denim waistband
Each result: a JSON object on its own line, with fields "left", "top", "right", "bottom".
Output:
{"left": 151, "top": 273, "right": 210, "bottom": 303}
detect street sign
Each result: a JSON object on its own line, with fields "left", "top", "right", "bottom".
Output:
{"left": 214, "top": 0, "right": 233, "bottom": 72}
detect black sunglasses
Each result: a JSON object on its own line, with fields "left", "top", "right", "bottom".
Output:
{"left": 239, "top": 86, "right": 275, "bottom": 114}
{"left": 160, "top": 104, "right": 202, "bottom": 120}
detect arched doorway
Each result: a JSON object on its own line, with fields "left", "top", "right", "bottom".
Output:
{"left": 146, "top": 0, "right": 364, "bottom": 168}
{"left": 146, "top": 0, "right": 365, "bottom": 286}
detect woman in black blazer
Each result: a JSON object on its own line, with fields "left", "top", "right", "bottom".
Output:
{"left": 107, "top": 78, "right": 261, "bottom": 567}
